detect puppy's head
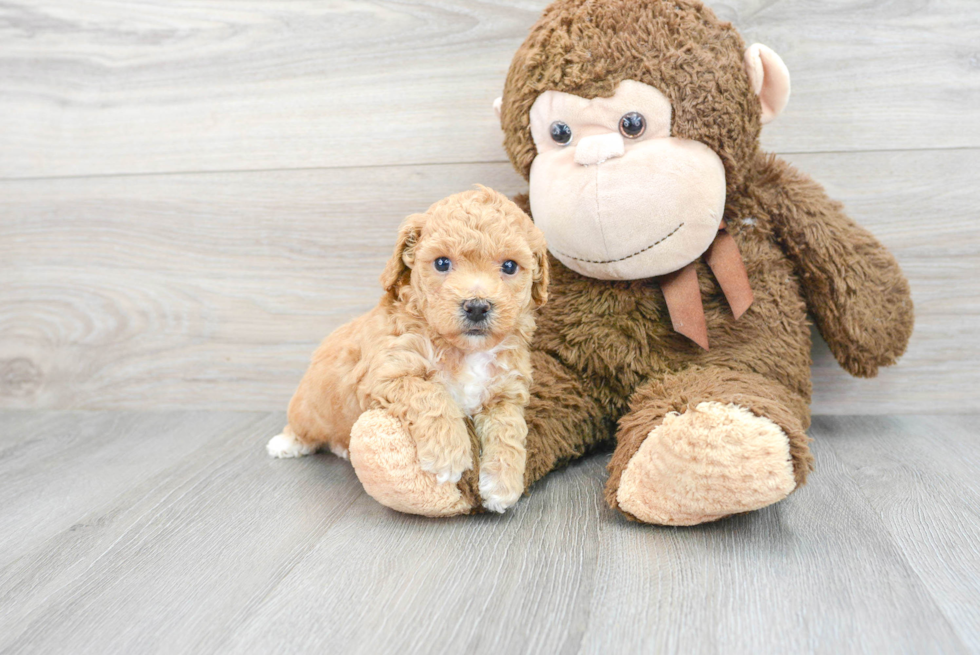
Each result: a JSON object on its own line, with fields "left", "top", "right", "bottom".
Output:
{"left": 381, "top": 186, "right": 548, "bottom": 351}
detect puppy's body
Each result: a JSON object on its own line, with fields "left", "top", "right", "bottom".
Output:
{"left": 268, "top": 187, "right": 548, "bottom": 513}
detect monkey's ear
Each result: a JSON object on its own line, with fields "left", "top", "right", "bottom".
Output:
{"left": 493, "top": 97, "right": 503, "bottom": 122}
{"left": 744, "top": 44, "right": 791, "bottom": 125}
{"left": 380, "top": 213, "right": 425, "bottom": 298}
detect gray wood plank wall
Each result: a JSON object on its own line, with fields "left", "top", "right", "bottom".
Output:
{"left": 1, "top": 0, "right": 978, "bottom": 412}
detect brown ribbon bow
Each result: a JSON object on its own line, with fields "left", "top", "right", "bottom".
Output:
{"left": 658, "top": 222, "right": 754, "bottom": 350}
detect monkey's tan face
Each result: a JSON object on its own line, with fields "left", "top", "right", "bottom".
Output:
{"left": 528, "top": 80, "right": 727, "bottom": 280}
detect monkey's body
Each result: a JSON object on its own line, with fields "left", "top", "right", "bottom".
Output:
{"left": 346, "top": 0, "right": 913, "bottom": 524}
{"left": 522, "top": 193, "right": 812, "bottom": 490}
{"left": 522, "top": 152, "right": 912, "bottom": 522}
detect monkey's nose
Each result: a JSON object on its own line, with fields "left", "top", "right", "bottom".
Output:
{"left": 574, "top": 133, "right": 625, "bottom": 166}
{"left": 462, "top": 299, "right": 492, "bottom": 323}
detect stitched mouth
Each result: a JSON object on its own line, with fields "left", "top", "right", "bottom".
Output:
{"left": 552, "top": 222, "right": 684, "bottom": 265}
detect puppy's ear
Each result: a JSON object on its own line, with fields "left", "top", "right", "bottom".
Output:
{"left": 529, "top": 227, "right": 550, "bottom": 308}
{"left": 380, "top": 213, "right": 425, "bottom": 298}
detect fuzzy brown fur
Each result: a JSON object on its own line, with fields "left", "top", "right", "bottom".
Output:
{"left": 270, "top": 187, "right": 549, "bottom": 514}
{"left": 494, "top": 0, "right": 914, "bottom": 521}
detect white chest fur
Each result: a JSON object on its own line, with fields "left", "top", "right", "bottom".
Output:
{"left": 443, "top": 349, "right": 504, "bottom": 417}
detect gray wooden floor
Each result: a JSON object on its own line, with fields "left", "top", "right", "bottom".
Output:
{"left": 1, "top": 411, "right": 978, "bottom": 654}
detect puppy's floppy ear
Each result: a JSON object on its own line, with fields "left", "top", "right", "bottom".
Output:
{"left": 380, "top": 212, "right": 425, "bottom": 298}
{"left": 529, "top": 226, "right": 550, "bottom": 308}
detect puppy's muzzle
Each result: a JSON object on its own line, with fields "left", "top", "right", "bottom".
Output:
{"left": 461, "top": 298, "right": 492, "bottom": 324}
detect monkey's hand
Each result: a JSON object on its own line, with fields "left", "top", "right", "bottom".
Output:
{"left": 764, "top": 156, "right": 914, "bottom": 378}
{"left": 349, "top": 409, "right": 475, "bottom": 517}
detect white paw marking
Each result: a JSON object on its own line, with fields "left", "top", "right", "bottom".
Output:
{"left": 433, "top": 467, "right": 464, "bottom": 485}
{"left": 329, "top": 444, "right": 349, "bottom": 460}
{"left": 419, "top": 452, "right": 469, "bottom": 485}
{"left": 266, "top": 432, "right": 314, "bottom": 459}
{"left": 479, "top": 469, "right": 520, "bottom": 513}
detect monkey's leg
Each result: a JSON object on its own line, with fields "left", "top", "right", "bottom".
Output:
{"left": 348, "top": 350, "right": 610, "bottom": 516}
{"left": 523, "top": 349, "right": 613, "bottom": 487}
{"left": 605, "top": 366, "right": 813, "bottom": 526}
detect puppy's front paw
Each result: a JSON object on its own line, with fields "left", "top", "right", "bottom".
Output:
{"left": 479, "top": 461, "right": 524, "bottom": 513}
{"left": 266, "top": 431, "right": 314, "bottom": 459}
{"left": 415, "top": 425, "right": 472, "bottom": 485}
{"left": 418, "top": 449, "right": 472, "bottom": 485}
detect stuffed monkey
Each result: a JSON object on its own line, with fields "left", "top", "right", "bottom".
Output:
{"left": 348, "top": 0, "right": 913, "bottom": 525}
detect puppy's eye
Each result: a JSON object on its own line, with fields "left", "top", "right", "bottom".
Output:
{"left": 550, "top": 121, "right": 572, "bottom": 145}
{"left": 501, "top": 260, "right": 519, "bottom": 276}
{"left": 433, "top": 257, "right": 452, "bottom": 272}
{"left": 619, "top": 112, "right": 646, "bottom": 138}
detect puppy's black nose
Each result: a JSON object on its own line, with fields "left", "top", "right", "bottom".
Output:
{"left": 462, "top": 299, "right": 492, "bottom": 323}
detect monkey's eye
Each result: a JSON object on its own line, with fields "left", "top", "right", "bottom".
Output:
{"left": 550, "top": 121, "right": 572, "bottom": 145}
{"left": 619, "top": 112, "right": 646, "bottom": 138}
{"left": 501, "top": 260, "right": 519, "bottom": 275}
{"left": 433, "top": 257, "right": 452, "bottom": 272}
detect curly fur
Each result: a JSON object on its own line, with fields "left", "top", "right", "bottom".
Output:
{"left": 270, "top": 187, "right": 549, "bottom": 513}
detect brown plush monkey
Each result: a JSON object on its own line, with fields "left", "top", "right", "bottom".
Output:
{"left": 348, "top": 0, "right": 913, "bottom": 524}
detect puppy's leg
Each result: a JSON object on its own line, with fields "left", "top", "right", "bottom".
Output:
{"left": 268, "top": 328, "right": 362, "bottom": 460}
{"left": 349, "top": 409, "right": 475, "bottom": 517}
{"left": 269, "top": 378, "right": 359, "bottom": 459}
{"left": 475, "top": 401, "right": 528, "bottom": 513}
{"left": 267, "top": 424, "right": 318, "bottom": 459}
{"left": 374, "top": 375, "right": 472, "bottom": 484}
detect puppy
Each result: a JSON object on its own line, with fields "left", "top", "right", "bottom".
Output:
{"left": 266, "top": 186, "right": 549, "bottom": 513}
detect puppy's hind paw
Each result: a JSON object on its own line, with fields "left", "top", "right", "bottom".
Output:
{"left": 266, "top": 432, "right": 315, "bottom": 459}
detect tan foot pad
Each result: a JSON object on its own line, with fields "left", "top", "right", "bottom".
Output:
{"left": 617, "top": 401, "right": 796, "bottom": 526}
{"left": 349, "top": 410, "right": 474, "bottom": 518}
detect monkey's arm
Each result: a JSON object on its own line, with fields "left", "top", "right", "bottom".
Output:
{"left": 760, "top": 155, "right": 914, "bottom": 378}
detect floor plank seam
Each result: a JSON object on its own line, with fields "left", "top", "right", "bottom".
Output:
{"left": 818, "top": 419, "right": 973, "bottom": 652}
{"left": 0, "top": 145, "right": 976, "bottom": 184}
{"left": 214, "top": 484, "right": 367, "bottom": 653}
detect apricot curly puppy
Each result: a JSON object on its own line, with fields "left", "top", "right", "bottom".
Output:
{"left": 267, "top": 186, "right": 549, "bottom": 513}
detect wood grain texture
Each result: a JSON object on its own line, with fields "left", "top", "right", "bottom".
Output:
{"left": 0, "top": 411, "right": 364, "bottom": 653}
{"left": 1, "top": 411, "right": 978, "bottom": 653}
{"left": 0, "top": 411, "right": 261, "bottom": 562}
{"left": 0, "top": 0, "right": 977, "bottom": 179}
{"left": 820, "top": 415, "right": 980, "bottom": 652}
{"left": 2, "top": 149, "right": 977, "bottom": 412}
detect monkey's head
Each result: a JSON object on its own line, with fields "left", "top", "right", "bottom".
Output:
{"left": 495, "top": 0, "right": 790, "bottom": 280}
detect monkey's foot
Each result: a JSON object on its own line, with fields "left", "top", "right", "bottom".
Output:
{"left": 612, "top": 402, "right": 796, "bottom": 526}
{"left": 349, "top": 410, "right": 475, "bottom": 518}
